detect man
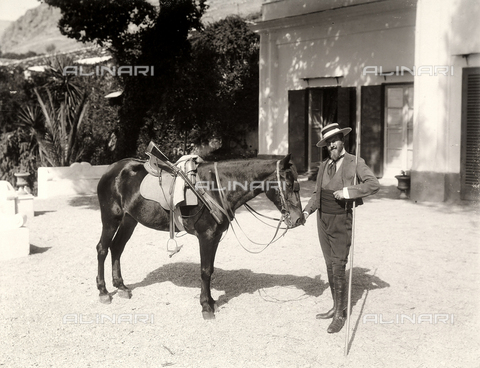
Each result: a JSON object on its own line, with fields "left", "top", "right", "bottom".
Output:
{"left": 303, "top": 123, "right": 379, "bottom": 334}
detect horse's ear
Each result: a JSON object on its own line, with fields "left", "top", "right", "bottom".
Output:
{"left": 280, "top": 153, "right": 292, "bottom": 170}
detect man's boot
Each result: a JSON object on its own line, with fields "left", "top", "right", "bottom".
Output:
{"left": 316, "top": 268, "right": 335, "bottom": 319}
{"left": 327, "top": 276, "right": 347, "bottom": 333}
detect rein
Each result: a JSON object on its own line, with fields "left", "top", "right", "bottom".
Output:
{"left": 243, "top": 203, "right": 284, "bottom": 225}
{"left": 213, "top": 160, "right": 291, "bottom": 254}
{"left": 230, "top": 214, "right": 288, "bottom": 254}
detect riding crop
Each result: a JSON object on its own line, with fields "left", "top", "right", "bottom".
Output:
{"left": 344, "top": 120, "right": 360, "bottom": 356}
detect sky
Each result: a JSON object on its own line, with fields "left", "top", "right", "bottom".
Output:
{"left": 0, "top": 0, "right": 40, "bottom": 21}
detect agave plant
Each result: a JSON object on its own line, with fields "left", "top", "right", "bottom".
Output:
{"left": 16, "top": 54, "right": 90, "bottom": 167}
{"left": 16, "top": 104, "right": 52, "bottom": 167}
{"left": 18, "top": 86, "right": 89, "bottom": 167}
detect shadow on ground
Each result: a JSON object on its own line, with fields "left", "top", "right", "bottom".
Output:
{"left": 30, "top": 244, "right": 51, "bottom": 254}
{"left": 370, "top": 181, "right": 480, "bottom": 215}
{"left": 34, "top": 210, "right": 56, "bottom": 217}
{"left": 128, "top": 263, "right": 389, "bottom": 309}
{"left": 68, "top": 195, "right": 100, "bottom": 210}
{"left": 414, "top": 199, "right": 480, "bottom": 215}
{"left": 346, "top": 268, "right": 391, "bottom": 353}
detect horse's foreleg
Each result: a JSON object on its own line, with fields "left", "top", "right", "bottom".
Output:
{"left": 96, "top": 222, "right": 119, "bottom": 304}
{"left": 110, "top": 213, "right": 138, "bottom": 299}
{"left": 198, "top": 232, "right": 222, "bottom": 320}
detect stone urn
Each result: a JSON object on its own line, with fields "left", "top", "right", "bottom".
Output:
{"left": 395, "top": 171, "right": 411, "bottom": 199}
{"left": 14, "top": 172, "right": 31, "bottom": 195}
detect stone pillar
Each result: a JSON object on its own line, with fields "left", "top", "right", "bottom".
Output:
{"left": 0, "top": 181, "right": 30, "bottom": 261}
{"left": 410, "top": 0, "right": 453, "bottom": 202}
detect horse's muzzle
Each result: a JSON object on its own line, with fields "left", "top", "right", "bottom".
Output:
{"left": 284, "top": 213, "right": 305, "bottom": 228}
{"left": 295, "top": 216, "right": 306, "bottom": 227}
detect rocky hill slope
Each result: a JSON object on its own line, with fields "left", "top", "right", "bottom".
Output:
{"left": 0, "top": 3, "right": 81, "bottom": 55}
{"left": 0, "top": 0, "right": 264, "bottom": 56}
{"left": 0, "top": 20, "right": 13, "bottom": 40}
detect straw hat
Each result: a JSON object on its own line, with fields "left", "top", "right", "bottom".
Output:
{"left": 316, "top": 123, "right": 352, "bottom": 147}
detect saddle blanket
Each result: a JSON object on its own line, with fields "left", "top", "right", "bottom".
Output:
{"left": 139, "top": 172, "right": 198, "bottom": 209}
{"left": 140, "top": 158, "right": 200, "bottom": 232}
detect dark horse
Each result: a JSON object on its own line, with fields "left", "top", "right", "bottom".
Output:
{"left": 96, "top": 154, "right": 304, "bottom": 319}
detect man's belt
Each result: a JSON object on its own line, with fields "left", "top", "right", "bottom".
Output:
{"left": 321, "top": 189, "right": 347, "bottom": 214}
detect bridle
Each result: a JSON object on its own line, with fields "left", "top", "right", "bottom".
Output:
{"left": 211, "top": 160, "right": 301, "bottom": 254}
{"left": 274, "top": 160, "right": 301, "bottom": 226}
{"left": 213, "top": 160, "right": 299, "bottom": 224}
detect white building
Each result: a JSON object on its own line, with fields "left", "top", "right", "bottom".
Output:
{"left": 252, "top": 0, "right": 480, "bottom": 201}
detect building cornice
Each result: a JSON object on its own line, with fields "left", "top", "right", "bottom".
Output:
{"left": 250, "top": 0, "right": 416, "bottom": 33}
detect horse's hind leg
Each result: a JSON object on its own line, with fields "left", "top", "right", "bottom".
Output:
{"left": 110, "top": 213, "right": 138, "bottom": 299}
{"left": 96, "top": 220, "right": 119, "bottom": 304}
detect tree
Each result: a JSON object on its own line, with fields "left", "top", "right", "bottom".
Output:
{"left": 44, "top": 0, "right": 207, "bottom": 159}
{"left": 0, "top": 66, "right": 39, "bottom": 186}
{"left": 195, "top": 16, "right": 259, "bottom": 150}
{"left": 44, "top": 0, "right": 157, "bottom": 65}
{"left": 0, "top": 66, "right": 31, "bottom": 133}
{"left": 152, "top": 16, "right": 259, "bottom": 157}
{"left": 77, "top": 72, "right": 122, "bottom": 165}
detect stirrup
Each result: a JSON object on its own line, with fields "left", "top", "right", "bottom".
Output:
{"left": 166, "top": 238, "right": 183, "bottom": 258}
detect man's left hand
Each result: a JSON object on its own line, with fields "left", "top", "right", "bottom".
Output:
{"left": 333, "top": 190, "right": 345, "bottom": 200}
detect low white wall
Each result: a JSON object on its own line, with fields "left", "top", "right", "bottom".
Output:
{"left": 37, "top": 162, "right": 110, "bottom": 198}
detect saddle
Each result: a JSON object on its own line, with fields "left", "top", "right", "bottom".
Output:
{"left": 139, "top": 141, "right": 231, "bottom": 257}
{"left": 140, "top": 153, "right": 203, "bottom": 232}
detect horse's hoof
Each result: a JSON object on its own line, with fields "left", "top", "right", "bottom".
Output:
{"left": 99, "top": 294, "right": 112, "bottom": 304}
{"left": 202, "top": 311, "right": 216, "bottom": 320}
{"left": 117, "top": 289, "right": 132, "bottom": 299}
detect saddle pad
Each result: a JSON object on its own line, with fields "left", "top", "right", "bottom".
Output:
{"left": 140, "top": 173, "right": 199, "bottom": 232}
{"left": 140, "top": 173, "right": 171, "bottom": 208}
{"left": 140, "top": 172, "right": 198, "bottom": 207}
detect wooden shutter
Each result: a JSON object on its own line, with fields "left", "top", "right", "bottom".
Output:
{"left": 338, "top": 87, "right": 357, "bottom": 154}
{"left": 288, "top": 90, "right": 308, "bottom": 172}
{"left": 461, "top": 68, "right": 480, "bottom": 200}
{"left": 361, "top": 85, "right": 384, "bottom": 177}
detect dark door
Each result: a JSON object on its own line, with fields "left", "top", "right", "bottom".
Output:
{"left": 288, "top": 90, "right": 308, "bottom": 172}
{"left": 461, "top": 67, "right": 480, "bottom": 200}
{"left": 308, "top": 87, "right": 356, "bottom": 169}
{"left": 288, "top": 87, "right": 356, "bottom": 173}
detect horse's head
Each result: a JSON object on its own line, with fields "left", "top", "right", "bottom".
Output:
{"left": 265, "top": 154, "right": 305, "bottom": 228}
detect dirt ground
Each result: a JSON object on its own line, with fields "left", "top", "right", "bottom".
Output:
{"left": 1, "top": 178, "right": 479, "bottom": 368}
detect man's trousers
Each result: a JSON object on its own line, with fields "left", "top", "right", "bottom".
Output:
{"left": 317, "top": 210, "right": 353, "bottom": 278}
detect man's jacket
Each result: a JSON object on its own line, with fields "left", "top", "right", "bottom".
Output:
{"left": 304, "top": 152, "right": 380, "bottom": 215}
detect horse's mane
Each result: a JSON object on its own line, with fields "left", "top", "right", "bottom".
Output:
{"left": 202, "top": 158, "right": 277, "bottom": 172}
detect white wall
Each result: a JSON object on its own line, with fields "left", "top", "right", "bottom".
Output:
{"left": 37, "top": 162, "right": 110, "bottom": 198}
{"left": 412, "top": 0, "right": 480, "bottom": 201}
{"left": 254, "top": 0, "right": 416, "bottom": 156}
{"left": 255, "top": 0, "right": 480, "bottom": 201}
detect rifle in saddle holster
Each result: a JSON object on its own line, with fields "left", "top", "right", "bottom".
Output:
{"left": 146, "top": 142, "right": 223, "bottom": 225}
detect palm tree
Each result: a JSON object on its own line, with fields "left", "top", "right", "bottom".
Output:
{"left": 18, "top": 55, "right": 89, "bottom": 167}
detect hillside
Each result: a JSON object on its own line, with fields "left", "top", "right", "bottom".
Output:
{"left": 0, "top": 0, "right": 264, "bottom": 56}
{"left": 0, "top": 20, "right": 13, "bottom": 40}
{"left": 0, "top": 3, "right": 81, "bottom": 54}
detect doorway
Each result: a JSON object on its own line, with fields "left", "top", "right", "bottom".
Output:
{"left": 288, "top": 87, "right": 356, "bottom": 172}
{"left": 384, "top": 84, "right": 414, "bottom": 176}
